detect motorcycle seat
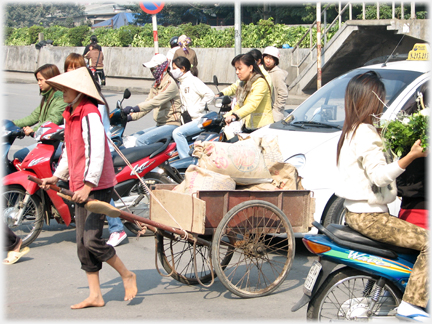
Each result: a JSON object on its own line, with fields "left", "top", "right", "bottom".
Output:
{"left": 327, "top": 224, "right": 418, "bottom": 256}
{"left": 112, "top": 142, "right": 164, "bottom": 168}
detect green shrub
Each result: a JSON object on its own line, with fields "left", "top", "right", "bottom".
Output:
{"left": 28, "top": 25, "right": 44, "bottom": 44}
{"left": 67, "top": 25, "right": 91, "bottom": 46}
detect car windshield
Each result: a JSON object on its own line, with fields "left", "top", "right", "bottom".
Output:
{"left": 274, "top": 68, "right": 423, "bottom": 130}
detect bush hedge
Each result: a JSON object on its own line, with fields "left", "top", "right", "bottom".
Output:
{"left": 4, "top": 19, "right": 339, "bottom": 49}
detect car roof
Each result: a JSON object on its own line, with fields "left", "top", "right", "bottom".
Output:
{"left": 360, "top": 60, "right": 430, "bottom": 73}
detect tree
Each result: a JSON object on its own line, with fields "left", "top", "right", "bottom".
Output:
{"left": 5, "top": 3, "right": 85, "bottom": 28}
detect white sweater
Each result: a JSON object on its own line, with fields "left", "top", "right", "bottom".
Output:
{"left": 335, "top": 123, "right": 405, "bottom": 213}
{"left": 177, "top": 71, "right": 215, "bottom": 119}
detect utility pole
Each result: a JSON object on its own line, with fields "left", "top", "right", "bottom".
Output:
{"left": 235, "top": 1, "right": 241, "bottom": 56}
{"left": 317, "top": 2, "right": 322, "bottom": 89}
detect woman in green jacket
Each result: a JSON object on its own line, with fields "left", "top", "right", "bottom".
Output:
{"left": 12, "top": 64, "right": 67, "bottom": 161}
{"left": 221, "top": 53, "right": 273, "bottom": 132}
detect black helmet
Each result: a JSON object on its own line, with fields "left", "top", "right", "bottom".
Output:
{"left": 169, "top": 36, "right": 179, "bottom": 48}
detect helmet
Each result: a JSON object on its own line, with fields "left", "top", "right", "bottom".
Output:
{"left": 170, "top": 36, "right": 179, "bottom": 48}
{"left": 263, "top": 46, "right": 280, "bottom": 59}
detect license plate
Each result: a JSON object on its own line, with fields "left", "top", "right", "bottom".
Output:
{"left": 303, "top": 261, "right": 322, "bottom": 296}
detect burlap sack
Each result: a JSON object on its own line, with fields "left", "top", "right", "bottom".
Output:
{"left": 173, "top": 164, "right": 236, "bottom": 194}
{"left": 192, "top": 139, "right": 272, "bottom": 185}
{"left": 237, "top": 162, "right": 304, "bottom": 191}
{"left": 251, "top": 135, "right": 284, "bottom": 167}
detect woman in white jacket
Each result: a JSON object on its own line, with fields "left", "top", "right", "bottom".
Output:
{"left": 171, "top": 56, "right": 214, "bottom": 159}
{"left": 335, "top": 71, "right": 429, "bottom": 322}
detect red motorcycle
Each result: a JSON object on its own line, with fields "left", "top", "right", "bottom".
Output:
{"left": 3, "top": 121, "right": 181, "bottom": 247}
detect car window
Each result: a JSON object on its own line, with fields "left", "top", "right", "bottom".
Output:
{"left": 280, "top": 68, "right": 423, "bottom": 129}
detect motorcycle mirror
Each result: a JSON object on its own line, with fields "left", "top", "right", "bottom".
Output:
{"left": 213, "top": 75, "right": 220, "bottom": 93}
{"left": 123, "top": 89, "right": 131, "bottom": 99}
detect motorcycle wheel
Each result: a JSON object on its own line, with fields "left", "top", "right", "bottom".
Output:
{"left": 322, "top": 196, "right": 346, "bottom": 227}
{"left": 122, "top": 172, "right": 173, "bottom": 236}
{"left": 3, "top": 185, "right": 44, "bottom": 248}
{"left": 307, "top": 267, "right": 402, "bottom": 321}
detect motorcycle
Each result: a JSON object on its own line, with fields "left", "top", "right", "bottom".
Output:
{"left": 291, "top": 220, "right": 418, "bottom": 321}
{"left": 3, "top": 113, "right": 182, "bottom": 247}
{"left": 2, "top": 119, "right": 26, "bottom": 175}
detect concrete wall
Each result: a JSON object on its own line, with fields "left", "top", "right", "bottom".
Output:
{"left": 3, "top": 45, "right": 310, "bottom": 86}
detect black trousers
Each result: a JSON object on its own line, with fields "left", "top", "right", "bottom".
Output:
{"left": 75, "top": 187, "right": 116, "bottom": 272}
{"left": 4, "top": 225, "right": 20, "bottom": 251}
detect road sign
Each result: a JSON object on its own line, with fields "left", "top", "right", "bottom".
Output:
{"left": 139, "top": 2, "right": 165, "bottom": 15}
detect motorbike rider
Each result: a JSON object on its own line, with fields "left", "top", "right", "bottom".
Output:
{"left": 12, "top": 63, "right": 67, "bottom": 162}
{"left": 219, "top": 53, "right": 274, "bottom": 133}
{"left": 335, "top": 71, "right": 429, "bottom": 322}
{"left": 249, "top": 49, "right": 273, "bottom": 93}
{"left": 173, "top": 35, "right": 198, "bottom": 77}
{"left": 171, "top": 56, "right": 214, "bottom": 159}
{"left": 84, "top": 44, "right": 106, "bottom": 86}
{"left": 40, "top": 67, "right": 137, "bottom": 309}
{"left": 262, "top": 46, "right": 288, "bottom": 122}
{"left": 166, "top": 36, "right": 180, "bottom": 69}
{"left": 122, "top": 54, "right": 182, "bottom": 147}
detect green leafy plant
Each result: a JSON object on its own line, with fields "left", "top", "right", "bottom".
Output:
{"left": 381, "top": 109, "right": 429, "bottom": 157}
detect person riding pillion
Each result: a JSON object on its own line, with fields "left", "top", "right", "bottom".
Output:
{"left": 263, "top": 46, "right": 289, "bottom": 122}
{"left": 122, "top": 54, "right": 182, "bottom": 146}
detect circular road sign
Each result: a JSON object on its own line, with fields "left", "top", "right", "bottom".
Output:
{"left": 140, "top": 2, "right": 165, "bottom": 15}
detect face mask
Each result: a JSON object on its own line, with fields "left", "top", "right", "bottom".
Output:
{"left": 171, "top": 68, "right": 184, "bottom": 80}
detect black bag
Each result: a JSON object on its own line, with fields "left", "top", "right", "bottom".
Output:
{"left": 181, "top": 109, "right": 192, "bottom": 124}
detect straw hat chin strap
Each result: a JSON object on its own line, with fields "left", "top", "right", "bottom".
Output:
{"left": 70, "top": 93, "right": 83, "bottom": 108}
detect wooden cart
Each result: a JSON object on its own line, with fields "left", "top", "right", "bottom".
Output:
{"left": 149, "top": 184, "right": 314, "bottom": 298}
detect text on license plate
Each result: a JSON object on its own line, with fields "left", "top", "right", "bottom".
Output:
{"left": 303, "top": 261, "right": 322, "bottom": 296}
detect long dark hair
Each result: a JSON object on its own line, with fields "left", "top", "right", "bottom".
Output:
{"left": 172, "top": 56, "right": 191, "bottom": 72}
{"left": 336, "top": 71, "right": 385, "bottom": 164}
{"left": 248, "top": 49, "right": 263, "bottom": 64}
{"left": 34, "top": 64, "right": 61, "bottom": 110}
{"left": 231, "top": 53, "right": 270, "bottom": 92}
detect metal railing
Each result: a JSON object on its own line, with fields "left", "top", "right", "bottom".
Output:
{"left": 290, "top": 2, "right": 420, "bottom": 70}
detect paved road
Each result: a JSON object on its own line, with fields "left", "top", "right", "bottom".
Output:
{"left": 3, "top": 82, "right": 315, "bottom": 321}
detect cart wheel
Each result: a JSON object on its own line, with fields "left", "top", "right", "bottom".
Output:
{"left": 211, "top": 200, "right": 295, "bottom": 298}
{"left": 156, "top": 232, "right": 233, "bottom": 285}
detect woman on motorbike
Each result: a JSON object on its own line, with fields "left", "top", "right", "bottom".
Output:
{"left": 335, "top": 71, "right": 429, "bottom": 322}
{"left": 12, "top": 63, "right": 67, "bottom": 161}
{"left": 122, "top": 53, "right": 182, "bottom": 147}
{"left": 171, "top": 56, "right": 214, "bottom": 159}
{"left": 39, "top": 67, "right": 137, "bottom": 309}
{"left": 219, "top": 53, "right": 274, "bottom": 133}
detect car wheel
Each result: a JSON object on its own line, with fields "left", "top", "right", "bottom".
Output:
{"left": 322, "top": 196, "right": 346, "bottom": 227}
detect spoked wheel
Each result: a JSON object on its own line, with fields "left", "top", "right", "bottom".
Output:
{"left": 212, "top": 200, "right": 295, "bottom": 298}
{"left": 3, "top": 185, "right": 44, "bottom": 247}
{"left": 156, "top": 232, "right": 233, "bottom": 285}
{"left": 120, "top": 172, "right": 174, "bottom": 236}
{"left": 307, "top": 268, "right": 402, "bottom": 321}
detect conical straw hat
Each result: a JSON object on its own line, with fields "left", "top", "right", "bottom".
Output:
{"left": 46, "top": 67, "right": 105, "bottom": 105}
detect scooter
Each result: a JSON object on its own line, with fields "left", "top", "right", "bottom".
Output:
{"left": 2, "top": 119, "right": 26, "bottom": 175}
{"left": 3, "top": 117, "right": 182, "bottom": 247}
{"left": 291, "top": 221, "right": 418, "bottom": 321}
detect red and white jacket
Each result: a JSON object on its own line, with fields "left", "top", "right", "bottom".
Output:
{"left": 54, "top": 97, "right": 117, "bottom": 192}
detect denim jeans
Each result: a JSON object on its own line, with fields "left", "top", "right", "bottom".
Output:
{"left": 106, "top": 199, "right": 124, "bottom": 233}
{"left": 172, "top": 119, "right": 202, "bottom": 159}
{"left": 135, "top": 124, "right": 178, "bottom": 146}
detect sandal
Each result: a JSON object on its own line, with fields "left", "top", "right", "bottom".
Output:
{"left": 3, "top": 246, "right": 30, "bottom": 265}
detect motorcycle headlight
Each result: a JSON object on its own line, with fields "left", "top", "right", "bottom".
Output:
{"left": 285, "top": 154, "right": 306, "bottom": 170}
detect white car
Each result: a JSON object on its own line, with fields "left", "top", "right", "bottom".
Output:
{"left": 253, "top": 58, "right": 430, "bottom": 235}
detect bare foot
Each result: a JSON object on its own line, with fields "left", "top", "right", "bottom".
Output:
{"left": 70, "top": 296, "right": 105, "bottom": 309}
{"left": 123, "top": 271, "right": 137, "bottom": 301}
